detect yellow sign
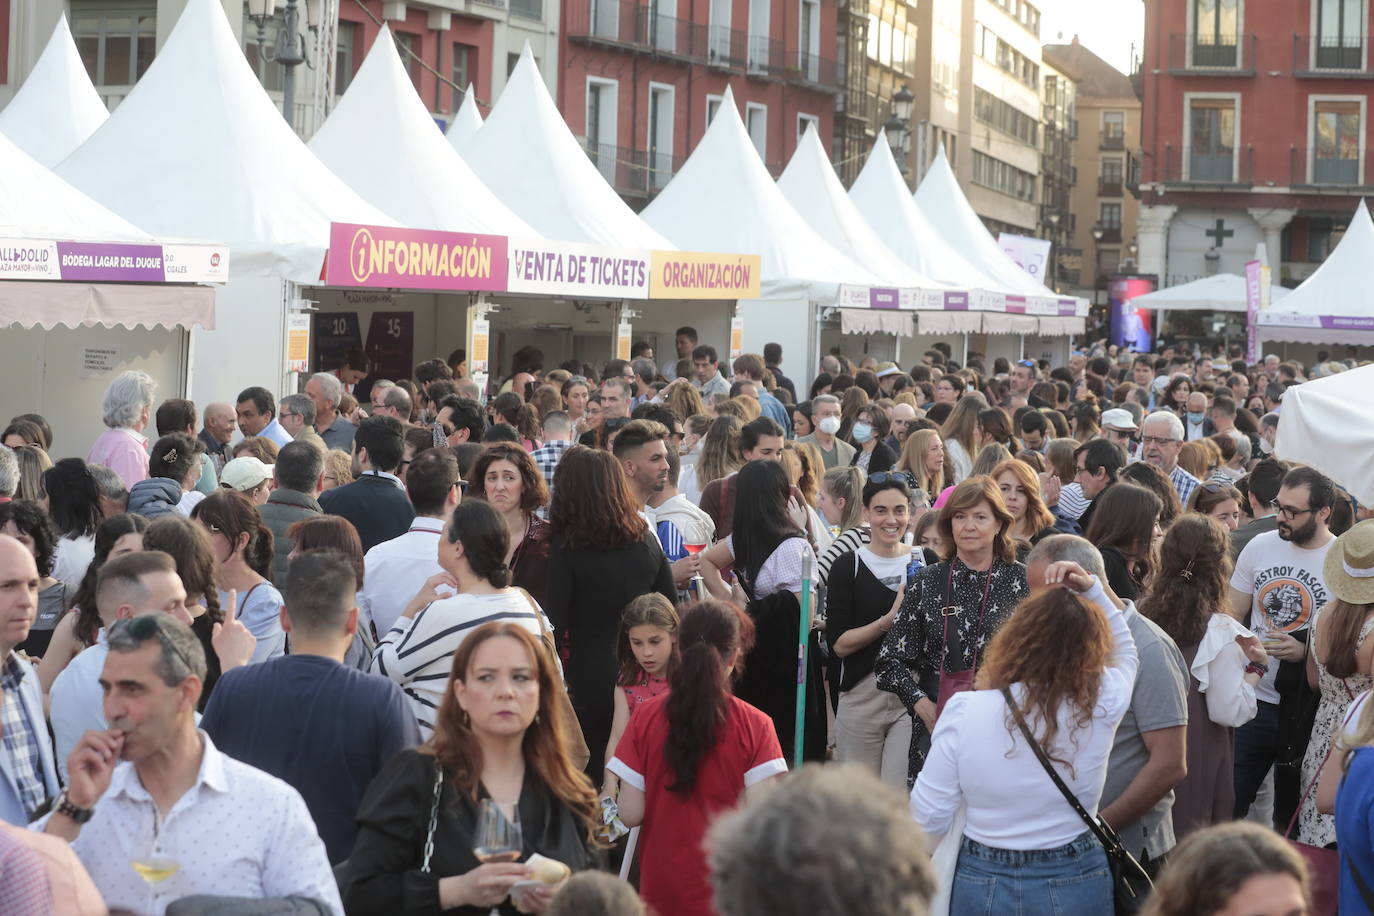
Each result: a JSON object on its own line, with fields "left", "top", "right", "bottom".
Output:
{"left": 616, "top": 322, "right": 633, "bottom": 361}
{"left": 730, "top": 316, "right": 744, "bottom": 359}
{"left": 471, "top": 318, "right": 490, "bottom": 375}
{"left": 649, "top": 251, "right": 762, "bottom": 299}
{"left": 286, "top": 314, "right": 310, "bottom": 373}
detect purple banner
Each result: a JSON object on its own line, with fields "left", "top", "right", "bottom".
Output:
{"left": 1057, "top": 299, "right": 1079, "bottom": 316}
{"left": 57, "top": 242, "right": 166, "bottom": 282}
{"left": 869, "top": 288, "right": 899, "bottom": 310}
{"left": 1321, "top": 315, "right": 1374, "bottom": 330}
{"left": 943, "top": 291, "right": 969, "bottom": 310}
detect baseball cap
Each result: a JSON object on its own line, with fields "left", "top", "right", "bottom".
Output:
{"left": 220, "top": 456, "right": 274, "bottom": 492}
{"left": 1101, "top": 408, "right": 1138, "bottom": 432}
{"left": 875, "top": 362, "right": 901, "bottom": 378}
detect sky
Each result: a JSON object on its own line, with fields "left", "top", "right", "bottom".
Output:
{"left": 1040, "top": 0, "right": 1145, "bottom": 76}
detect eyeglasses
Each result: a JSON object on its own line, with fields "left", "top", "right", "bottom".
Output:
{"left": 110, "top": 614, "right": 198, "bottom": 679}
{"left": 868, "top": 471, "right": 915, "bottom": 487}
{"left": 1270, "top": 499, "right": 1316, "bottom": 520}
{"left": 1140, "top": 436, "right": 1180, "bottom": 447}
{"left": 458, "top": 480, "right": 470, "bottom": 492}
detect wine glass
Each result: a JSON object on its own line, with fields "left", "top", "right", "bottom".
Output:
{"left": 131, "top": 832, "right": 180, "bottom": 891}
{"left": 683, "top": 543, "right": 706, "bottom": 595}
{"left": 473, "top": 799, "right": 523, "bottom": 916}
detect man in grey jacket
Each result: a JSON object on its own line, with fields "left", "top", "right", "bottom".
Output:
{"left": 259, "top": 441, "right": 325, "bottom": 584}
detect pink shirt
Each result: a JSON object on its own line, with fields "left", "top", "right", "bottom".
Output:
{"left": 87, "top": 426, "right": 149, "bottom": 489}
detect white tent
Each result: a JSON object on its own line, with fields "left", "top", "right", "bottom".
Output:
{"left": 1274, "top": 364, "right": 1374, "bottom": 505}
{"left": 913, "top": 145, "right": 1065, "bottom": 304}
{"left": 462, "top": 46, "right": 673, "bottom": 249}
{"left": 1258, "top": 200, "right": 1374, "bottom": 345}
{"left": 446, "top": 85, "right": 483, "bottom": 152}
{"left": 309, "top": 26, "right": 536, "bottom": 237}
{"left": 0, "top": 15, "right": 109, "bottom": 167}
{"left": 777, "top": 124, "right": 946, "bottom": 295}
{"left": 55, "top": 0, "right": 398, "bottom": 403}
{"left": 1128, "top": 273, "right": 1291, "bottom": 312}
{"left": 0, "top": 130, "right": 144, "bottom": 242}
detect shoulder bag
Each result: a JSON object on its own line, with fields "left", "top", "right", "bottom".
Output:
{"left": 934, "top": 563, "right": 993, "bottom": 719}
{"left": 1001, "top": 687, "right": 1152, "bottom": 915}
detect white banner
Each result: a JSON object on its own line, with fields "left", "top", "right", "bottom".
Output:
{"left": 506, "top": 238, "right": 651, "bottom": 297}
{"left": 998, "top": 233, "right": 1053, "bottom": 285}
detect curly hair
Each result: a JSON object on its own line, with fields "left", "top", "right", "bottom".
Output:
{"left": 935, "top": 476, "right": 1016, "bottom": 565}
{"left": 468, "top": 444, "right": 549, "bottom": 513}
{"left": 1141, "top": 822, "right": 1310, "bottom": 916}
{"left": 663, "top": 380, "right": 707, "bottom": 424}
{"left": 1138, "top": 514, "right": 1231, "bottom": 650}
{"left": 549, "top": 446, "right": 647, "bottom": 550}
{"left": 977, "top": 588, "right": 1113, "bottom": 774}
{"left": 0, "top": 500, "right": 57, "bottom": 577}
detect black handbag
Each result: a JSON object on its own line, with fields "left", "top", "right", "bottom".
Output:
{"left": 1001, "top": 687, "right": 1153, "bottom": 914}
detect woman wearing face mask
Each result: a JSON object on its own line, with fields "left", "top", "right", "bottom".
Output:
{"left": 848, "top": 405, "right": 897, "bottom": 474}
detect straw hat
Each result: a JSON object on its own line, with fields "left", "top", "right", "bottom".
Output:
{"left": 875, "top": 362, "right": 901, "bottom": 378}
{"left": 1323, "top": 519, "right": 1374, "bottom": 604}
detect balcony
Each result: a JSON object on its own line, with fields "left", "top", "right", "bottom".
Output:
{"left": 1100, "top": 132, "right": 1125, "bottom": 151}
{"left": 1167, "top": 33, "right": 1258, "bottom": 76}
{"left": 1289, "top": 147, "right": 1366, "bottom": 187}
{"left": 1292, "top": 34, "right": 1374, "bottom": 77}
{"left": 510, "top": 0, "right": 542, "bottom": 19}
{"left": 1158, "top": 144, "right": 1254, "bottom": 185}
{"left": 585, "top": 141, "right": 686, "bottom": 199}
{"left": 565, "top": 0, "right": 837, "bottom": 87}
{"left": 1098, "top": 225, "right": 1123, "bottom": 243}
{"left": 1098, "top": 177, "right": 1124, "bottom": 197}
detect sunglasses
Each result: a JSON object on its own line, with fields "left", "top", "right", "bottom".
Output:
{"left": 110, "top": 614, "right": 198, "bottom": 678}
{"left": 868, "top": 471, "right": 915, "bottom": 487}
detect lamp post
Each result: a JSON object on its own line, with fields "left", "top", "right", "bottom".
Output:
{"left": 246, "top": 0, "right": 322, "bottom": 129}
{"left": 885, "top": 85, "right": 915, "bottom": 177}
{"left": 1045, "top": 210, "right": 1061, "bottom": 292}
{"left": 1090, "top": 222, "right": 1105, "bottom": 306}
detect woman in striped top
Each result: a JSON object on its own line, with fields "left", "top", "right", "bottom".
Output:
{"left": 371, "top": 499, "right": 551, "bottom": 737}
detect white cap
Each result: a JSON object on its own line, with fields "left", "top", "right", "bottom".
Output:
{"left": 1101, "top": 408, "right": 1138, "bottom": 431}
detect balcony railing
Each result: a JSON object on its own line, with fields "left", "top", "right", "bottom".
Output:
{"left": 1098, "top": 225, "right": 1123, "bottom": 243}
{"left": 1098, "top": 177, "right": 1124, "bottom": 196}
{"left": 510, "top": 0, "right": 543, "bottom": 19}
{"left": 1159, "top": 144, "right": 1253, "bottom": 184}
{"left": 585, "top": 141, "right": 686, "bottom": 198}
{"left": 1289, "top": 147, "right": 1365, "bottom": 186}
{"left": 566, "top": 0, "right": 837, "bottom": 87}
{"left": 1100, "top": 132, "right": 1125, "bottom": 151}
{"left": 1292, "top": 34, "right": 1374, "bottom": 76}
{"left": 1167, "top": 33, "right": 1258, "bottom": 75}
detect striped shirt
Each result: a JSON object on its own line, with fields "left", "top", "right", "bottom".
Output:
{"left": 369, "top": 591, "right": 550, "bottom": 737}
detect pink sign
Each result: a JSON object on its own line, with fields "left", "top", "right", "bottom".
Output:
{"left": 325, "top": 223, "right": 508, "bottom": 292}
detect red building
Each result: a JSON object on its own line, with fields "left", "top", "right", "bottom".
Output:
{"left": 558, "top": 0, "right": 843, "bottom": 205}
{"left": 1136, "top": 0, "right": 1370, "bottom": 303}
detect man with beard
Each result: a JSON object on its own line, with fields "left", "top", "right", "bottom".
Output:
{"left": 1138, "top": 411, "right": 1201, "bottom": 506}
{"left": 1227, "top": 466, "right": 1335, "bottom": 828}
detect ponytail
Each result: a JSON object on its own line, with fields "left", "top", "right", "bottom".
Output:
{"left": 247, "top": 522, "right": 276, "bottom": 582}
{"left": 664, "top": 600, "right": 756, "bottom": 794}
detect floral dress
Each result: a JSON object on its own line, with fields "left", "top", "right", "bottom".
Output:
{"left": 1297, "top": 609, "right": 1374, "bottom": 846}
{"left": 623, "top": 671, "right": 669, "bottom": 714}
{"left": 874, "top": 557, "right": 1028, "bottom": 785}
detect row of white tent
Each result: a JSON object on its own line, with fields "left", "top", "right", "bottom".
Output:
{"left": 0, "top": 0, "right": 1085, "bottom": 420}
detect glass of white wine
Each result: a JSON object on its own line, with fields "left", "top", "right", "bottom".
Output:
{"left": 472, "top": 799, "right": 523, "bottom": 916}
{"left": 131, "top": 834, "right": 180, "bottom": 890}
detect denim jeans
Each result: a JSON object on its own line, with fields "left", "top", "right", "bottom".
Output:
{"left": 951, "top": 831, "right": 1112, "bottom": 916}
{"left": 1234, "top": 700, "right": 1280, "bottom": 820}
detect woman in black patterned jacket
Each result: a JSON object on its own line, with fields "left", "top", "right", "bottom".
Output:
{"left": 875, "top": 475, "right": 1029, "bottom": 784}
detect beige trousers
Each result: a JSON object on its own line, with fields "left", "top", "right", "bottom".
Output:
{"left": 835, "top": 671, "right": 912, "bottom": 792}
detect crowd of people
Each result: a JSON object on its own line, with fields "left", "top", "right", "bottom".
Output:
{"left": 0, "top": 329, "right": 1369, "bottom": 915}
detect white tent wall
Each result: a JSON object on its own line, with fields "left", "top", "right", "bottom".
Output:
{"left": 187, "top": 275, "right": 288, "bottom": 406}
{"left": 819, "top": 325, "right": 899, "bottom": 367}
{"left": 0, "top": 324, "right": 187, "bottom": 455}
{"left": 1025, "top": 333, "right": 1074, "bottom": 369}
{"left": 737, "top": 299, "right": 813, "bottom": 384}
{"left": 976, "top": 334, "right": 1025, "bottom": 367}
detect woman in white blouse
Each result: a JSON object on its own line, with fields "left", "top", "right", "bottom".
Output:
{"left": 912, "top": 548, "right": 1137, "bottom": 916}
{"left": 1138, "top": 514, "right": 1266, "bottom": 839}
{"left": 370, "top": 499, "right": 550, "bottom": 737}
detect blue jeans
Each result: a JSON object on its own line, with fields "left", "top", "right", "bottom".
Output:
{"left": 951, "top": 831, "right": 1112, "bottom": 916}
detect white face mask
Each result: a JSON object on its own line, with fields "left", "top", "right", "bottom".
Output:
{"left": 817, "top": 416, "right": 841, "bottom": 436}
{"left": 851, "top": 423, "right": 874, "bottom": 444}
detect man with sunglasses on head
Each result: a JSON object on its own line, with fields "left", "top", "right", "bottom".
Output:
{"left": 1227, "top": 465, "right": 1336, "bottom": 830}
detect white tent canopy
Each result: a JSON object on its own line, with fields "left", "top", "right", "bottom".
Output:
{"left": 462, "top": 46, "right": 673, "bottom": 249}
{"left": 309, "top": 26, "right": 536, "bottom": 237}
{"left": 913, "top": 145, "right": 1063, "bottom": 301}
{"left": 1259, "top": 200, "right": 1374, "bottom": 345}
{"left": 777, "top": 124, "right": 946, "bottom": 292}
{"left": 56, "top": 0, "right": 397, "bottom": 282}
{"left": 848, "top": 137, "right": 999, "bottom": 292}
{"left": 641, "top": 86, "right": 879, "bottom": 301}
{"left": 0, "top": 129, "right": 146, "bottom": 241}
{"left": 0, "top": 15, "right": 109, "bottom": 167}
{"left": 446, "top": 84, "right": 483, "bottom": 152}
{"left": 1128, "top": 273, "right": 1292, "bottom": 312}
{"left": 1274, "top": 364, "right": 1374, "bottom": 504}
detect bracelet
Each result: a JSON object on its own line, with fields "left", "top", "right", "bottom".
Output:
{"left": 1244, "top": 661, "right": 1268, "bottom": 677}
{"left": 54, "top": 791, "right": 94, "bottom": 824}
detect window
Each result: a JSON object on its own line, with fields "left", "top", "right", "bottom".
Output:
{"left": 648, "top": 84, "right": 675, "bottom": 190}
{"left": 972, "top": 150, "right": 1037, "bottom": 201}
{"left": 748, "top": 0, "right": 771, "bottom": 70}
{"left": 974, "top": 88, "right": 1038, "bottom": 145}
{"left": 591, "top": 0, "right": 619, "bottom": 39}
{"left": 797, "top": 112, "right": 820, "bottom": 143}
{"left": 799, "top": 0, "right": 820, "bottom": 79}
{"left": 1313, "top": 99, "right": 1361, "bottom": 184}
{"left": 335, "top": 21, "right": 357, "bottom": 95}
{"left": 1100, "top": 203, "right": 1122, "bottom": 229}
{"left": 649, "top": 0, "right": 677, "bottom": 51}
{"left": 710, "top": 0, "right": 733, "bottom": 62}
{"left": 1188, "top": 97, "right": 1236, "bottom": 180}
{"left": 1192, "top": 0, "right": 1239, "bottom": 66}
{"left": 1097, "top": 247, "right": 1120, "bottom": 278}
{"left": 587, "top": 78, "right": 619, "bottom": 182}
{"left": 451, "top": 43, "right": 475, "bottom": 112}
{"left": 706, "top": 94, "right": 725, "bottom": 125}
{"left": 1317, "top": 0, "right": 1363, "bottom": 69}
{"left": 72, "top": 1, "right": 156, "bottom": 89}
{"left": 975, "top": 26, "right": 1039, "bottom": 87}
{"left": 1103, "top": 111, "right": 1125, "bottom": 138}
{"left": 746, "top": 102, "right": 768, "bottom": 161}
{"left": 393, "top": 32, "right": 422, "bottom": 94}
{"left": 1102, "top": 157, "right": 1123, "bottom": 182}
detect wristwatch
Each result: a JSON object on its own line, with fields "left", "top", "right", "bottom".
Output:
{"left": 1244, "top": 660, "right": 1269, "bottom": 677}
{"left": 54, "top": 791, "right": 94, "bottom": 824}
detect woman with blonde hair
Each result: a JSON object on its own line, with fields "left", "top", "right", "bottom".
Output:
{"left": 816, "top": 465, "right": 868, "bottom": 585}
{"left": 969, "top": 443, "right": 1012, "bottom": 480}
{"left": 875, "top": 476, "right": 1028, "bottom": 782}
{"left": 13, "top": 443, "right": 51, "bottom": 501}
{"left": 322, "top": 448, "right": 354, "bottom": 491}
{"left": 1178, "top": 438, "right": 1222, "bottom": 484}
{"left": 940, "top": 396, "right": 987, "bottom": 485}
{"left": 912, "top": 545, "right": 1135, "bottom": 913}
{"left": 694, "top": 415, "right": 744, "bottom": 496}
{"left": 899, "top": 429, "right": 945, "bottom": 501}
{"left": 663, "top": 379, "right": 707, "bottom": 425}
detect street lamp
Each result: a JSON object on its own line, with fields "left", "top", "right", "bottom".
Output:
{"left": 1090, "top": 223, "right": 1105, "bottom": 305}
{"left": 885, "top": 86, "right": 914, "bottom": 177}
{"left": 246, "top": 0, "right": 321, "bottom": 128}
{"left": 1045, "top": 211, "right": 1061, "bottom": 292}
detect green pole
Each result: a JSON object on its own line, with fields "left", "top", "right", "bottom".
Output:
{"left": 794, "top": 551, "right": 813, "bottom": 768}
